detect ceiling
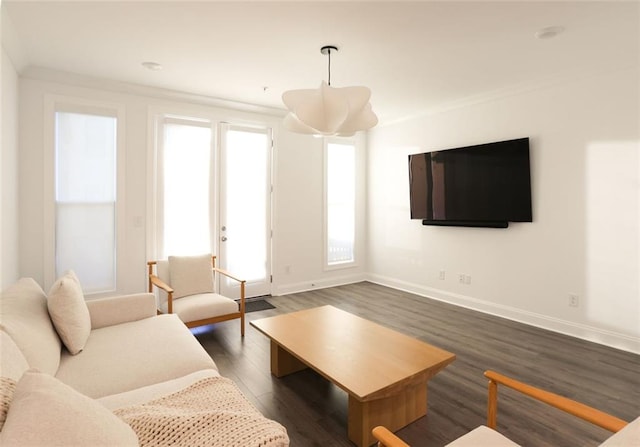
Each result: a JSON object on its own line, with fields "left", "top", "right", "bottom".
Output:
{"left": 2, "top": 1, "right": 639, "bottom": 124}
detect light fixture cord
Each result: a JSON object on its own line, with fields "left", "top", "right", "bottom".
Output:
{"left": 327, "top": 48, "right": 332, "bottom": 86}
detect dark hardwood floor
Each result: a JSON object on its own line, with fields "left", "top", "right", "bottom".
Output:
{"left": 193, "top": 282, "right": 640, "bottom": 447}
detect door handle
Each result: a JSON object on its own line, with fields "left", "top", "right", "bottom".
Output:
{"left": 221, "top": 236, "right": 228, "bottom": 242}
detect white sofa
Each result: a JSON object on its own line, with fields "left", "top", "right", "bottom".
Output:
{"left": 0, "top": 277, "right": 289, "bottom": 446}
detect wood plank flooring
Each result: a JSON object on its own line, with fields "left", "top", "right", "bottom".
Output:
{"left": 193, "top": 282, "right": 640, "bottom": 447}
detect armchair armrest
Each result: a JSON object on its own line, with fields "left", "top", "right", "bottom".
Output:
{"left": 485, "top": 370, "right": 628, "bottom": 433}
{"left": 213, "top": 267, "right": 245, "bottom": 285}
{"left": 372, "top": 426, "right": 410, "bottom": 447}
{"left": 149, "top": 274, "right": 173, "bottom": 294}
{"left": 213, "top": 268, "right": 246, "bottom": 311}
{"left": 149, "top": 273, "right": 175, "bottom": 313}
{"left": 86, "top": 293, "right": 156, "bottom": 329}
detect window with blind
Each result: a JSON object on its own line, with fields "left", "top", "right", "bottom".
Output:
{"left": 54, "top": 111, "right": 117, "bottom": 293}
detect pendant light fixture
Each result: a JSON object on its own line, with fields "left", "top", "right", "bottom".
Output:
{"left": 282, "top": 45, "right": 378, "bottom": 137}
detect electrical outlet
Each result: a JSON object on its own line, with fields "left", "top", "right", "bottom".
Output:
{"left": 465, "top": 275, "right": 472, "bottom": 285}
{"left": 569, "top": 294, "right": 579, "bottom": 307}
{"left": 458, "top": 273, "right": 465, "bottom": 284}
{"left": 439, "top": 270, "right": 446, "bottom": 280}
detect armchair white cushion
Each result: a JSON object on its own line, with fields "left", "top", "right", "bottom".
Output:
{"left": 160, "top": 293, "right": 238, "bottom": 323}
{"left": 445, "top": 426, "right": 519, "bottom": 446}
{"left": 168, "top": 254, "right": 215, "bottom": 299}
{"left": 599, "top": 416, "right": 640, "bottom": 446}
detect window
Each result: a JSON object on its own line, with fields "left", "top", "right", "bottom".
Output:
{"left": 325, "top": 140, "right": 356, "bottom": 266}
{"left": 54, "top": 111, "right": 117, "bottom": 293}
{"left": 158, "top": 119, "right": 213, "bottom": 258}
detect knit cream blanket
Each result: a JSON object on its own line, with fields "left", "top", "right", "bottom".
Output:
{"left": 114, "top": 376, "right": 289, "bottom": 447}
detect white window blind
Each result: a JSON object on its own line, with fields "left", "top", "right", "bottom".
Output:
{"left": 326, "top": 141, "right": 356, "bottom": 266}
{"left": 55, "top": 111, "right": 117, "bottom": 293}
{"left": 159, "top": 120, "right": 212, "bottom": 258}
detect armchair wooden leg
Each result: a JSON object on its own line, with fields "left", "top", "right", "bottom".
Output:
{"left": 488, "top": 377, "right": 498, "bottom": 429}
{"left": 240, "top": 281, "right": 246, "bottom": 337}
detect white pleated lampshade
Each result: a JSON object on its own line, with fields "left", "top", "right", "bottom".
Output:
{"left": 283, "top": 81, "right": 378, "bottom": 136}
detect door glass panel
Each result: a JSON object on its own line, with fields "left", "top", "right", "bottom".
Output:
{"left": 161, "top": 122, "right": 211, "bottom": 257}
{"left": 222, "top": 128, "right": 269, "bottom": 289}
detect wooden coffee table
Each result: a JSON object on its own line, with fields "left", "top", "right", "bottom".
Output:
{"left": 250, "top": 305, "right": 456, "bottom": 447}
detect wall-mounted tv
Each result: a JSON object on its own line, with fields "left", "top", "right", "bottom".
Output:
{"left": 409, "top": 137, "right": 532, "bottom": 228}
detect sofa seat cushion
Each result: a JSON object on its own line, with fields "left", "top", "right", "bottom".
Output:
{"left": 161, "top": 293, "right": 239, "bottom": 323}
{"left": 99, "top": 369, "right": 220, "bottom": 410}
{"left": 0, "top": 370, "right": 138, "bottom": 447}
{"left": 55, "top": 314, "right": 216, "bottom": 398}
{"left": 445, "top": 426, "right": 520, "bottom": 446}
{"left": 0, "top": 278, "right": 61, "bottom": 375}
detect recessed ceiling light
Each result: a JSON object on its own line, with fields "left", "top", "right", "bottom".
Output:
{"left": 535, "top": 26, "right": 565, "bottom": 40}
{"left": 141, "top": 61, "right": 162, "bottom": 71}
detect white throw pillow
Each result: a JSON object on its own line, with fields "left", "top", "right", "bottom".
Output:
{"left": 168, "top": 254, "right": 215, "bottom": 299}
{"left": 0, "top": 370, "right": 138, "bottom": 446}
{"left": 47, "top": 270, "right": 91, "bottom": 355}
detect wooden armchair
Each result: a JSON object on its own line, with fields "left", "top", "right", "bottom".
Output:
{"left": 147, "top": 254, "right": 246, "bottom": 336}
{"left": 373, "top": 370, "right": 635, "bottom": 447}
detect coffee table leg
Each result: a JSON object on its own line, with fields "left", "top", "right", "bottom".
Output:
{"left": 270, "top": 340, "right": 308, "bottom": 377}
{"left": 348, "top": 383, "right": 428, "bottom": 447}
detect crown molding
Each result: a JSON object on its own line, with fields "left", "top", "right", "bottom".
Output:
{"left": 21, "top": 66, "right": 287, "bottom": 118}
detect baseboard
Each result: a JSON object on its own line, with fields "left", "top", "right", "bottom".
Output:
{"left": 274, "top": 273, "right": 367, "bottom": 297}
{"left": 366, "top": 273, "right": 640, "bottom": 355}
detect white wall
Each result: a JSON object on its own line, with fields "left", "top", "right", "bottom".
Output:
{"left": 13, "top": 64, "right": 637, "bottom": 353}
{"left": 1, "top": 49, "right": 19, "bottom": 289}
{"left": 367, "top": 67, "right": 640, "bottom": 353}
{"left": 17, "top": 73, "right": 367, "bottom": 296}
{"left": 273, "top": 131, "right": 367, "bottom": 295}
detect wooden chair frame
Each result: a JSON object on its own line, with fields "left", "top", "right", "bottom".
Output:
{"left": 484, "top": 370, "right": 627, "bottom": 432}
{"left": 147, "top": 255, "right": 246, "bottom": 336}
{"left": 372, "top": 370, "right": 629, "bottom": 447}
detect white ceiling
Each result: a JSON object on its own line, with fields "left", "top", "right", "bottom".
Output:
{"left": 2, "top": 1, "right": 639, "bottom": 124}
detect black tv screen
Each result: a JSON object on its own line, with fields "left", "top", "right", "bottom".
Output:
{"left": 409, "top": 138, "right": 532, "bottom": 228}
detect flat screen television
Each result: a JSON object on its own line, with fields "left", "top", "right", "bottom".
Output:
{"left": 409, "top": 137, "right": 532, "bottom": 228}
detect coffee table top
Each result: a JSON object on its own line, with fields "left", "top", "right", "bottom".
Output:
{"left": 250, "top": 305, "right": 456, "bottom": 401}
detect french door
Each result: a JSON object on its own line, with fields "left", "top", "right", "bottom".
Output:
{"left": 218, "top": 124, "right": 272, "bottom": 298}
{"left": 156, "top": 117, "right": 272, "bottom": 299}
